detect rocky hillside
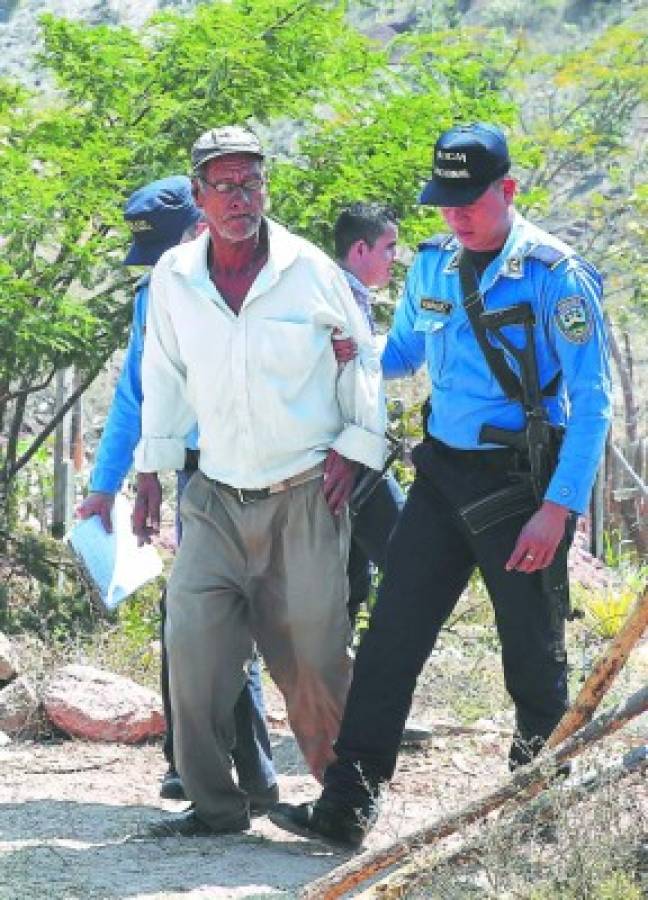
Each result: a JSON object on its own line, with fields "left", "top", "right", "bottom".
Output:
{"left": 0, "top": 0, "right": 195, "bottom": 83}
{"left": 0, "top": 0, "right": 635, "bottom": 85}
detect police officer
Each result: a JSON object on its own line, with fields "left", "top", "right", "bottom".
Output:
{"left": 77, "top": 176, "right": 278, "bottom": 811}
{"left": 269, "top": 122, "right": 612, "bottom": 846}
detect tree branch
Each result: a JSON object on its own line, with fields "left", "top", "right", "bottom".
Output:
{"left": 605, "top": 313, "right": 638, "bottom": 444}
{"left": 258, "top": 0, "right": 311, "bottom": 41}
{"left": 5, "top": 357, "right": 110, "bottom": 482}
{"left": 0, "top": 367, "right": 57, "bottom": 406}
{"left": 2, "top": 393, "right": 28, "bottom": 483}
{"left": 301, "top": 684, "right": 648, "bottom": 899}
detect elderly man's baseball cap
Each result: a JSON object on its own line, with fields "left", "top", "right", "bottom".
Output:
{"left": 191, "top": 125, "right": 265, "bottom": 171}
{"left": 419, "top": 123, "right": 511, "bottom": 207}
{"left": 123, "top": 176, "right": 202, "bottom": 266}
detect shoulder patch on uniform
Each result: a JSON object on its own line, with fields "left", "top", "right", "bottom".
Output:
{"left": 555, "top": 295, "right": 593, "bottom": 344}
{"left": 526, "top": 244, "right": 568, "bottom": 270}
{"left": 418, "top": 233, "right": 452, "bottom": 252}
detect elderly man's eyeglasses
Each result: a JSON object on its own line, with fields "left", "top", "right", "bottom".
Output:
{"left": 199, "top": 176, "right": 265, "bottom": 195}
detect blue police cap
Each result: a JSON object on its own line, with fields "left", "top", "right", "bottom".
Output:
{"left": 123, "top": 176, "right": 202, "bottom": 266}
{"left": 419, "top": 123, "right": 511, "bottom": 207}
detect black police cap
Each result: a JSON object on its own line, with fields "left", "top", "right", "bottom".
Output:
{"left": 419, "top": 123, "right": 511, "bottom": 207}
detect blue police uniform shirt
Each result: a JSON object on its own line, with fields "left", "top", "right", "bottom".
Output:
{"left": 89, "top": 275, "right": 198, "bottom": 494}
{"left": 382, "top": 211, "right": 611, "bottom": 514}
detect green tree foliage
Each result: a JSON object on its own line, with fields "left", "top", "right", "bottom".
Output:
{"left": 0, "top": 0, "right": 384, "bottom": 508}
{"left": 269, "top": 28, "right": 521, "bottom": 250}
{"left": 511, "top": 15, "right": 648, "bottom": 454}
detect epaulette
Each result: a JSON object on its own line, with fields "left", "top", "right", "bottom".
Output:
{"left": 525, "top": 244, "right": 568, "bottom": 270}
{"left": 418, "top": 233, "right": 453, "bottom": 252}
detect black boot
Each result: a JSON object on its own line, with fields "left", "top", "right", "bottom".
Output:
{"left": 269, "top": 794, "right": 378, "bottom": 848}
{"left": 509, "top": 732, "right": 570, "bottom": 779}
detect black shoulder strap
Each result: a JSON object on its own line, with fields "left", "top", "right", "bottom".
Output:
{"left": 457, "top": 251, "right": 523, "bottom": 403}
{"left": 457, "top": 250, "right": 562, "bottom": 401}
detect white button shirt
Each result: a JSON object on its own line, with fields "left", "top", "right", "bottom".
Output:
{"left": 134, "top": 218, "right": 387, "bottom": 488}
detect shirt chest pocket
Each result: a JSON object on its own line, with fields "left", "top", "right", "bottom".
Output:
{"left": 257, "top": 319, "right": 329, "bottom": 381}
{"left": 414, "top": 308, "right": 452, "bottom": 386}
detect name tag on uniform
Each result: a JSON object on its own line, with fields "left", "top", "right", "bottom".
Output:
{"left": 421, "top": 297, "right": 452, "bottom": 315}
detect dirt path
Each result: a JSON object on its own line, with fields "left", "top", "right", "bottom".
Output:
{"left": 2, "top": 642, "right": 647, "bottom": 899}
{"left": 0, "top": 706, "right": 514, "bottom": 898}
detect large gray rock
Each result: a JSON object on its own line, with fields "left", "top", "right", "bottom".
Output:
{"left": 42, "top": 664, "right": 165, "bottom": 743}
{"left": 0, "top": 676, "right": 39, "bottom": 735}
{"left": 0, "top": 631, "right": 19, "bottom": 682}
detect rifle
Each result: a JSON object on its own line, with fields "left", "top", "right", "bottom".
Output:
{"left": 455, "top": 281, "right": 575, "bottom": 638}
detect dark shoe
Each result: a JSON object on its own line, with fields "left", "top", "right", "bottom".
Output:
{"left": 146, "top": 808, "right": 249, "bottom": 838}
{"left": 248, "top": 782, "right": 279, "bottom": 816}
{"left": 509, "top": 734, "right": 571, "bottom": 779}
{"left": 401, "top": 720, "right": 434, "bottom": 746}
{"left": 269, "top": 797, "right": 375, "bottom": 848}
{"left": 159, "top": 767, "right": 187, "bottom": 801}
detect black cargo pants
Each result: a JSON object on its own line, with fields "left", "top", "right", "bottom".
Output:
{"left": 323, "top": 437, "right": 571, "bottom": 804}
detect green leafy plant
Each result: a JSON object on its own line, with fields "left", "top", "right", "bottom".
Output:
{"left": 580, "top": 585, "right": 636, "bottom": 639}
{"left": 0, "top": 529, "right": 95, "bottom": 638}
{"left": 116, "top": 578, "right": 164, "bottom": 651}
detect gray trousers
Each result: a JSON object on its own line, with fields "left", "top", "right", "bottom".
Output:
{"left": 166, "top": 470, "right": 352, "bottom": 829}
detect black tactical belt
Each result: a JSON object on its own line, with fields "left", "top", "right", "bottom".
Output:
{"left": 424, "top": 435, "right": 524, "bottom": 468}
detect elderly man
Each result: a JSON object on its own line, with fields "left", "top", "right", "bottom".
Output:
{"left": 77, "top": 176, "right": 277, "bottom": 810}
{"left": 270, "top": 122, "right": 611, "bottom": 846}
{"left": 132, "top": 126, "right": 386, "bottom": 837}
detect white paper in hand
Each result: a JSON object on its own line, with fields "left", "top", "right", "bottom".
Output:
{"left": 67, "top": 494, "right": 163, "bottom": 611}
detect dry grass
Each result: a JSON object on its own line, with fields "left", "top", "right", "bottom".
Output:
{"left": 391, "top": 769, "right": 647, "bottom": 899}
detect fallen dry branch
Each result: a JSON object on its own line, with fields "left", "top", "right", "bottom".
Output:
{"left": 546, "top": 580, "right": 648, "bottom": 748}
{"left": 300, "top": 684, "right": 648, "bottom": 900}
{"left": 358, "top": 743, "right": 648, "bottom": 899}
